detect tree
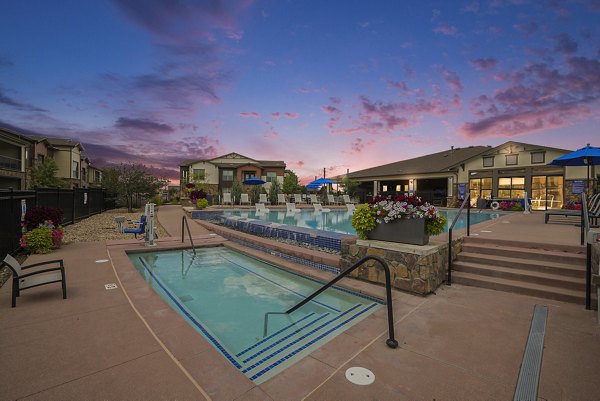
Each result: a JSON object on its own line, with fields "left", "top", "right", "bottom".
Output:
{"left": 268, "top": 180, "right": 281, "bottom": 205}
{"left": 230, "top": 178, "right": 242, "bottom": 205}
{"left": 30, "top": 158, "right": 67, "bottom": 188}
{"left": 102, "top": 164, "right": 168, "bottom": 212}
{"left": 340, "top": 176, "right": 360, "bottom": 197}
{"left": 282, "top": 171, "right": 299, "bottom": 194}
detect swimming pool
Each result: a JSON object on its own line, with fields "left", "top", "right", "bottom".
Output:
{"left": 129, "top": 246, "right": 382, "bottom": 384}
{"left": 222, "top": 209, "right": 500, "bottom": 235}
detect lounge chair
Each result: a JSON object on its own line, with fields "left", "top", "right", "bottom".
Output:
{"left": 286, "top": 202, "right": 300, "bottom": 213}
{"left": 2, "top": 254, "right": 67, "bottom": 308}
{"left": 293, "top": 194, "right": 303, "bottom": 204}
{"left": 309, "top": 194, "right": 319, "bottom": 204}
{"left": 255, "top": 203, "right": 270, "bottom": 213}
{"left": 327, "top": 194, "right": 339, "bottom": 205}
{"left": 259, "top": 194, "right": 268, "bottom": 204}
{"left": 544, "top": 193, "right": 600, "bottom": 224}
{"left": 277, "top": 194, "right": 286, "bottom": 205}
{"left": 342, "top": 195, "right": 355, "bottom": 204}
{"left": 123, "top": 215, "right": 147, "bottom": 238}
{"left": 222, "top": 193, "right": 233, "bottom": 205}
{"left": 313, "top": 203, "right": 331, "bottom": 212}
{"left": 240, "top": 193, "right": 251, "bottom": 206}
{"left": 346, "top": 203, "right": 356, "bottom": 212}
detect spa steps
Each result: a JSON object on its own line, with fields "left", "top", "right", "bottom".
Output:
{"left": 451, "top": 237, "right": 593, "bottom": 305}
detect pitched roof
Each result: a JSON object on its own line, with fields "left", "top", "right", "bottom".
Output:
{"left": 347, "top": 146, "right": 491, "bottom": 179}
{"left": 481, "top": 140, "right": 573, "bottom": 155}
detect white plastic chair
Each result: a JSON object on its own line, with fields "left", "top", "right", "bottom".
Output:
{"left": 313, "top": 203, "right": 331, "bottom": 212}
{"left": 277, "top": 194, "right": 286, "bottom": 205}
{"left": 255, "top": 203, "right": 270, "bottom": 213}
{"left": 342, "top": 195, "right": 355, "bottom": 204}
{"left": 222, "top": 193, "right": 232, "bottom": 205}
{"left": 286, "top": 202, "right": 300, "bottom": 213}
{"left": 259, "top": 194, "right": 268, "bottom": 204}
{"left": 327, "top": 194, "right": 338, "bottom": 205}
{"left": 293, "top": 194, "right": 303, "bottom": 204}
{"left": 309, "top": 194, "right": 318, "bottom": 204}
{"left": 346, "top": 203, "right": 356, "bottom": 212}
{"left": 240, "top": 193, "right": 251, "bottom": 205}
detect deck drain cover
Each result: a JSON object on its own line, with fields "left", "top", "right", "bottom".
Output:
{"left": 345, "top": 367, "right": 375, "bottom": 385}
{"left": 105, "top": 283, "right": 118, "bottom": 290}
{"left": 95, "top": 259, "right": 109, "bottom": 263}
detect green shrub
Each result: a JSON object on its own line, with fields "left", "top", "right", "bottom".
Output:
{"left": 351, "top": 204, "right": 377, "bottom": 240}
{"left": 23, "top": 227, "right": 54, "bottom": 254}
{"left": 426, "top": 213, "right": 447, "bottom": 236}
{"left": 196, "top": 198, "right": 209, "bottom": 209}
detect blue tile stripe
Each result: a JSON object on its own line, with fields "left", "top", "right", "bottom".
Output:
{"left": 225, "top": 240, "right": 385, "bottom": 306}
{"left": 217, "top": 253, "right": 341, "bottom": 313}
{"left": 236, "top": 312, "right": 317, "bottom": 357}
{"left": 241, "top": 303, "right": 363, "bottom": 373}
{"left": 247, "top": 303, "right": 379, "bottom": 381}
{"left": 242, "top": 313, "right": 332, "bottom": 364}
{"left": 137, "top": 257, "right": 242, "bottom": 369}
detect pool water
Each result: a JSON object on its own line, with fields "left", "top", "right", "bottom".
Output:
{"left": 222, "top": 209, "right": 500, "bottom": 235}
{"left": 130, "top": 247, "right": 382, "bottom": 383}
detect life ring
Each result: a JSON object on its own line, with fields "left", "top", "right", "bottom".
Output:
{"left": 490, "top": 201, "right": 500, "bottom": 210}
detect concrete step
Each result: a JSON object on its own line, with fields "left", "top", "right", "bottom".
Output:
{"left": 462, "top": 236, "right": 585, "bottom": 254}
{"left": 451, "top": 271, "right": 593, "bottom": 306}
{"left": 461, "top": 242, "right": 586, "bottom": 265}
{"left": 456, "top": 252, "right": 585, "bottom": 278}
{"left": 452, "top": 261, "right": 585, "bottom": 291}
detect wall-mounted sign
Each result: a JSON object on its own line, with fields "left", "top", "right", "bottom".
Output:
{"left": 572, "top": 180, "right": 585, "bottom": 194}
{"left": 84, "top": 192, "right": 88, "bottom": 204}
{"left": 458, "top": 183, "right": 467, "bottom": 199}
{"left": 21, "top": 199, "right": 26, "bottom": 221}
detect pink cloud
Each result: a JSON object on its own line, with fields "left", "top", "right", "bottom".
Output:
{"left": 350, "top": 137, "right": 377, "bottom": 153}
{"left": 240, "top": 112, "right": 260, "bottom": 118}
{"left": 284, "top": 112, "right": 300, "bottom": 119}
{"left": 470, "top": 58, "right": 498, "bottom": 70}
{"left": 441, "top": 68, "right": 463, "bottom": 92}
{"left": 297, "top": 161, "right": 304, "bottom": 167}
{"left": 321, "top": 105, "right": 340, "bottom": 114}
{"left": 271, "top": 112, "right": 280, "bottom": 119}
{"left": 433, "top": 23, "right": 458, "bottom": 36}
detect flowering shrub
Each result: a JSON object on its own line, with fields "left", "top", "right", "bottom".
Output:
{"left": 563, "top": 201, "right": 582, "bottom": 210}
{"left": 190, "top": 189, "right": 207, "bottom": 203}
{"left": 24, "top": 206, "right": 63, "bottom": 230}
{"left": 351, "top": 194, "right": 447, "bottom": 239}
{"left": 499, "top": 201, "right": 523, "bottom": 211}
{"left": 20, "top": 219, "right": 64, "bottom": 253}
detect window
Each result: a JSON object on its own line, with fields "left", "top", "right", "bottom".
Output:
{"left": 72, "top": 161, "right": 79, "bottom": 179}
{"left": 483, "top": 156, "right": 494, "bottom": 167}
{"left": 243, "top": 171, "right": 255, "bottom": 180}
{"left": 469, "top": 177, "right": 492, "bottom": 205}
{"left": 193, "top": 168, "right": 205, "bottom": 181}
{"left": 182, "top": 170, "right": 188, "bottom": 182}
{"left": 498, "top": 176, "right": 524, "bottom": 199}
{"left": 222, "top": 170, "right": 233, "bottom": 181}
{"left": 531, "top": 152, "right": 545, "bottom": 164}
{"left": 505, "top": 154, "right": 518, "bottom": 166}
{"left": 266, "top": 172, "right": 277, "bottom": 183}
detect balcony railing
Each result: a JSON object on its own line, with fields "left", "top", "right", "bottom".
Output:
{"left": 0, "top": 155, "right": 22, "bottom": 171}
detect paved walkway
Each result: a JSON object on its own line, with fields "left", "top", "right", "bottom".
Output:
{"left": 0, "top": 205, "right": 598, "bottom": 400}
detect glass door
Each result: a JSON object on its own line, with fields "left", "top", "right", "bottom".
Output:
{"left": 531, "top": 175, "right": 563, "bottom": 210}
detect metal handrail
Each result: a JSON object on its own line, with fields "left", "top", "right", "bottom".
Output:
{"left": 181, "top": 215, "right": 196, "bottom": 254}
{"left": 582, "top": 195, "right": 591, "bottom": 310}
{"left": 447, "top": 194, "right": 471, "bottom": 286}
{"left": 263, "top": 255, "right": 398, "bottom": 349}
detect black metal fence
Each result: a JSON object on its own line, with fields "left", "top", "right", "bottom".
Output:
{"left": 0, "top": 188, "right": 116, "bottom": 258}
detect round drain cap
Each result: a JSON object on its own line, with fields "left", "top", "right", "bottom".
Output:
{"left": 95, "top": 259, "right": 109, "bottom": 263}
{"left": 345, "top": 367, "right": 375, "bottom": 385}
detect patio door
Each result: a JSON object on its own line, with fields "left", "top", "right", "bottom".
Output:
{"left": 531, "top": 175, "right": 563, "bottom": 210}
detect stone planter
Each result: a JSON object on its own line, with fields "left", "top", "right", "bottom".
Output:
{"left": 367, "top": 218, "right": 429, "bottom": 245}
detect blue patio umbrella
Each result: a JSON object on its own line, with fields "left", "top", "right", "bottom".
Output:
{"left": 548, "top": 144, "right": 600, "bottom": 193}
{"left": 306, "top": 183, "right": 322, "bottom": 190}
{"left": 242, "top": 177, "right": 266, "bottom": 185}
{"left": 309, "top": 177, "right": 336, "bottom": 185}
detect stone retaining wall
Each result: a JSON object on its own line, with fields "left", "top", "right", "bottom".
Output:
{"left": 340, "top": 237, "right": 463, "bottom": 295}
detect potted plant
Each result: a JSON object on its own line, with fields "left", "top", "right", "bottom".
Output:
{"left": 352, "top": 194, "right": 447, "bottom": 245}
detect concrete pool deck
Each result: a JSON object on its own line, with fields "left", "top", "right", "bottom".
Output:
{"left": 1, "top": 205, "right": 598, "bottom": 400}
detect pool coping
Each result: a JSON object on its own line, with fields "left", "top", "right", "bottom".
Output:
{"left": 106, "top": 233, "right": 406, "bottom": 398}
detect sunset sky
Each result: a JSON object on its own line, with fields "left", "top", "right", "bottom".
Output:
{"left": 1, "top": 0, "right": 599, "bottom": 184}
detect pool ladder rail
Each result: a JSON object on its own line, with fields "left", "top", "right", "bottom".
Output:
{"left": 181, "top": 216, "right": 196, "bottom": 254}
{"left": 263, "top": 255, "right": 398, "bottom": 349}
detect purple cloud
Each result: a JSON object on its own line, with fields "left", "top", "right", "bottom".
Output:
{"left": 0, "top": 87, "right": 47, "bottom": 112}
{"left": 433, "top": 23, "right": 458, "bottom": 36}
{"left": 441, "top": 68, "right": 463, "bottom": 92}
{"left": 470, "top": 58, "right": 498, "bottom": 70}
{"left": 514, "top": 21, "right": 538, "bottom": 37}
{"left": 283, "top": 112, "right": 299, "bottom": 120}
{"left": 554, "top": 33, "right": 578, "bottom": 55}
{"left": 240, "top": 112, "right": 260, "bottom": 118}
{"left": 115, "top": 117, "right": 175, "bottom": 133}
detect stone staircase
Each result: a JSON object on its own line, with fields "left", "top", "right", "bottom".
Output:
{"left": 451, "top": 236, "right": 592, "bottom": 305}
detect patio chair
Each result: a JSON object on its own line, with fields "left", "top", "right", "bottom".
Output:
{"left": 327, "top": 194, "right": 339, "bottom": 205}
{"left": 123, "top": 215, "right": 147, "bottom": 238}
{"left": 309, "top": 194, "right": 318, "bottom": 204}
{"left": 240, "top": 193, "right": 251, "bottom": 206}
{"left": 259, "top": 194, "right": 268, "bottom": 204}
{"left": 293, "top": 194, "right": 303, "bottom": 203}
{"left": 2, "top": 254, "right": 67, "bottom": 308}
{"left": 222, "top": 193, "right": 233, "bottom": 205}
{"left": 346, "top": 203, "right": 356, "bottom": 212}
{"left": 286, "top": 202, "right": 300, "bottom": 213}
{"left": 255, "top": 203, "right": 270, "bottom": 213}
{"left": 277, "top": 194, "right": 286, "bottom": 205}
{"left": 342, "top": 195, "right": 356, "bottom": 204}
{"left": 313, "top": 203, "right": 331, "bottom": 213}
